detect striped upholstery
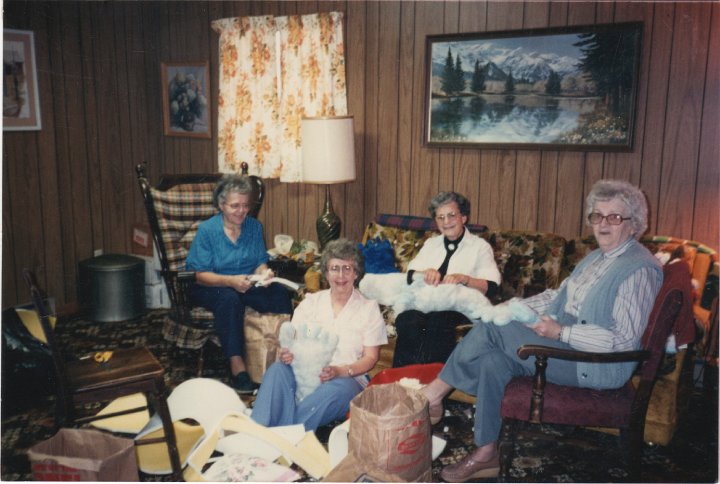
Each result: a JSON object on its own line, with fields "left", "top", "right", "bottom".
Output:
{"left": 150, "top": 182, "right": 218, "bottom": 349}
{"left": 150, "top": 184, "right": 217, "bottom": 272}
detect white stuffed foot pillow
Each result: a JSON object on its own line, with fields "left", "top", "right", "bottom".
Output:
{"left": 358, "top": 272, "right": 408, "bottom": 307}
{"left": 359, "top": 273, "right": 493, "bottom": 321}
{"left": 360, "top": 273, "right": 541, "bottom": 326}
{"left": 475, "top": 298, "right": 539, "bottom": 326}
{"left": 279, "top": 322, "right": 339, "bottom": 402}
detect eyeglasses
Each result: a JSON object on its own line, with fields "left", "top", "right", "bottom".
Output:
{"left": 435, "top": 212, "right": 460, "bottom": 222}
{"left": 222, "top": 201, "right": 251, "bottom": 211}
{"left": 588, "top": 213, "right": 631, "bottom": 225}
{"left": 328, "top": 265, "right": 355, "bottom": 275}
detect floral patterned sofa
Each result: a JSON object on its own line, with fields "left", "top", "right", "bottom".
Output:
{"left": 353, "top": 213, "right": 718, "bottom": 446}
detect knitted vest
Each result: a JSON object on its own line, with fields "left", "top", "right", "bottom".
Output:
{"left": 550, "top": 239, "right": 662, "bottom": 389}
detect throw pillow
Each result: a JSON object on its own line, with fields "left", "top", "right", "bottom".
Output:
{"left": 357, "top": 238, "right": 399, "bottom": 274}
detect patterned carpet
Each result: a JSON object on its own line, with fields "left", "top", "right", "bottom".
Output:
{"left": 2, "top": 310, "right": 717, "bottom": 482}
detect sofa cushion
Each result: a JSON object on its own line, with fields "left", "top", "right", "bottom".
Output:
{"left": 562, "top": 234, "right": 598, "bottom": 281}
{"left": 482, "top": 229, "right": 567, "bottom": 302}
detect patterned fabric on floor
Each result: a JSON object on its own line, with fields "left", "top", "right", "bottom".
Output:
{"left": 2, "top": 310, "right": 717, "bottom": 482}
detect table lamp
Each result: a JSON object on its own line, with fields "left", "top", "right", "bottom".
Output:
{"left": 301, "top": 116, "right": 356, "bottom": 250}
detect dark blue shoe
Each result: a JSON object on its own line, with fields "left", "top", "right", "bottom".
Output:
{"left": 230, "top": 371, "right": 259, "bottom": 394}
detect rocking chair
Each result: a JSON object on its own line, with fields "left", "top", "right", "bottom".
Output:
{"left": 136, "top": 163, "right": 285, "bottom": 380}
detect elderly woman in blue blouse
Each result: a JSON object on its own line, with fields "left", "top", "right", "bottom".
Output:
{"left": 251, "top": 238, "right": 387, "bottom": 431}
{"left": 422, "top": 179, "right": 664, "bottom": 482}
{"left": 185, "top": 175, "right": 293, "bottom": 394}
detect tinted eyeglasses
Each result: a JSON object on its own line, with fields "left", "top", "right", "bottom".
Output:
{"left": 435, "top": 212, "right": 460, "bottom": 222}
{"left": 587, "top": 213, "right": 631, "bottom": 225}
{"left": 328, "top": 265, "right": 355, "bottom": 275}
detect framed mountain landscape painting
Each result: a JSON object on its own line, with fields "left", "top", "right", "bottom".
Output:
{"left": 424, "top": 22, "right": 642, "bottom": 151}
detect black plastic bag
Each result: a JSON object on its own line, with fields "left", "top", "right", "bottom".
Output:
{"left": 1, "top": 307, "right": 55, "bottom": 413}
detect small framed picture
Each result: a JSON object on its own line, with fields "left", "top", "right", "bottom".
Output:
{"left": 161, "top": 61, "right": 211, "bottom": 138}
{"left": 3, "top": 29, "right": 42, "bottom": 131}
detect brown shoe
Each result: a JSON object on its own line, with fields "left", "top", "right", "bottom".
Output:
{"left": 440, "top": 452, "right": 499, "bottom": 482}
{"left": 429, "top": 401, "right": 444, "bottom": 425}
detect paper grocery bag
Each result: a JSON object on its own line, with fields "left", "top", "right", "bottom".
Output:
{"left": 28, "top": 428, "right": 138, "bottom": 481}
{"left": 244, "top": 310, "right": 289, "bottom": 383}
{"left": 324, "top": 383, "right": 432, "bottom": 482}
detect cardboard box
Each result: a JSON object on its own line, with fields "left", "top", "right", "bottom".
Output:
{"left": 131, "top": 224, "right": 153, "bottom": 257}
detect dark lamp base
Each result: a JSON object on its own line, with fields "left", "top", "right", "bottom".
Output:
{"left": 317, "top": 185, "right": 341, "bottom": 250}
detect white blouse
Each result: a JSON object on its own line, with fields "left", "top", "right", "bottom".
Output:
{"left": 291, "top": 288, "right": 388, "bottom": 382}
{"left": 408, "top": 229, "right": 501, "bottom": 284}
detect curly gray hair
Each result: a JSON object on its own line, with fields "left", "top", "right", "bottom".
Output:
{"left": 212, "top": 174, "right": 253, "bottom": 210}
{"left": 428, "top": 191, "right": 470, "bottom": 218}
{"left": 319, "top": 238, "right": 365, "bottom": 284}
{"left": 585, "top": 179, "right": 649, "bottom": 238}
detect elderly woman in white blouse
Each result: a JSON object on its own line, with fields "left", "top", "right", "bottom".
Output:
{"left": 423, "top": 179, "right": 664, "bottom": 482}
{"left": 392, "top": 191, "right": 501, "bottom": 368}
{"left": 251, "top": 238, "right": 387, "bottom": 432}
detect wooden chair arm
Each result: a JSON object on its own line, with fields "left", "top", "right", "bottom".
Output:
{"left": 516, "top": 344, "right": 650, "bottom": 423}
{"left": 517, "top": 344, "right": 650, "bottom": 364}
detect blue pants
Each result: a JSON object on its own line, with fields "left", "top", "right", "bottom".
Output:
{"left": 190, "top": 283, "right": 292, "bottom": 358}
{"left": 251, "top": 362, "right": 364, "bottom": 431}
{"left": 439, "top": 321, "right": 579, "bottom": 446}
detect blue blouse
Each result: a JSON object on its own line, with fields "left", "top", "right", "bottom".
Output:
{"left": 185, "top": 213, "right": 268, "bottom": 275}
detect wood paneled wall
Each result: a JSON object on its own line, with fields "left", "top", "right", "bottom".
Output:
{"left": 3, "top": 1, "right": 718, "bottom": 308}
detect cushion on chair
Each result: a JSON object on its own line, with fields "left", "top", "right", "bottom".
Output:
{"left": 150, "top": 184, "right": 217, "bottom": 272}
{"left": 162, "top": 314, "right": 217, "bottom": 351}
{"left": 500, "top": 377, "right": 636, "bottom": 428}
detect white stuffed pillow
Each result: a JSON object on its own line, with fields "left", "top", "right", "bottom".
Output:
{"left": 359, "top": 273, "right": 492, "bottom": 321}
{"left": 279, "top": 322, "right": 338, "bottom": 402}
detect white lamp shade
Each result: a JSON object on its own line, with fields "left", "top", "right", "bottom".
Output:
{"left": 301, "top": 116, "right": 356, "bottom": 184}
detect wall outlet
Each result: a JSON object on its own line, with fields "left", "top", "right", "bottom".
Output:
{"left": 94, "top": 249, "right": 103, "bottom": 257}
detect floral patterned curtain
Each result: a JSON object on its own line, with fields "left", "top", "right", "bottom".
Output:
{"left": 212, "top": 12, "right": 347, "bottom": 182}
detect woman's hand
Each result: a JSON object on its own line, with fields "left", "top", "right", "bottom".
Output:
{"left": 254, "top": 264, "right": 275, "bottom": 278}
{"left": 319, "top": 365, "right": 339, "bottom": 382}
{"left": 229, "top": 275, "right": 253, "bottom": 293}
{"left": 278, "top": 347, "right": 294, "bottom": 365}
{"left": 530, "top": 315, "right": 562, "bottom": 340}
{"left": 443, "top": 273, "right": 467, "bottom": 285}
{"left": 423, "top": 268, "right": 442, "bottom": 286}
